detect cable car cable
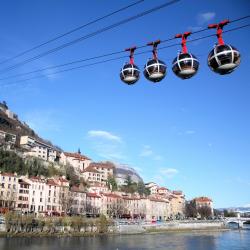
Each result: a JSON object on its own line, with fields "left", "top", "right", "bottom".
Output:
{"left": 0, "top": 19, "right": 249, "bottom": 82}
{"left": 0, "top": 0, "right": 146, "bottom": 66}
{"left": 0, "top": 23, "right": 249, "bottom": 88}
{"left": 0, "top": 0, "right": 181, "bottom": 74}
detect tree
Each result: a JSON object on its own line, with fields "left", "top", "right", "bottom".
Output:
{"left": 124, "top": 175, "right": 132, "bottom": 186}
{"left": 197, "top": 206, "right": 212, "bottom": 219}
{"left": 223, "top": 209, "right": 236, "bottom": 217}
{"left": 108, "top": 199, "right": 125, "bottom": 218}
{"left": 97, "top": 214, "right": 109, "bottom": 233}
{"left": 121, "top": 175, "right": 137, "bottom": 194}
{"left": 185, "top": 201, "right": 197, "bottom": 218}
{"left": 107, "top": 176, "right": 117, "bottom": 191}
{"left": 65, "top": 164, "right": 80, "bottom": 186}
{"left": 59, "top": 187, "right": 73, "bottom": 214}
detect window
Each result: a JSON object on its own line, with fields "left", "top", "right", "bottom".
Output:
{"left": 40, "top": 198, "right": 42, "bottom": 202}
{"left": 8, "top": 184, "right": 11, "bottom": 189}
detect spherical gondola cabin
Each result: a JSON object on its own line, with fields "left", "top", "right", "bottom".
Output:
{"left": 143, "top": 40, "right": 167, "bottom": 83}
{"left": 172, "top": 32, "right": 199, "bottom": 79}
{"left": 207, "top": 20, "right": 241, "bottom": 75}
{"left": 172, "top": 53, "right": 199, "bottom": 79}
{"left": 120, "top": 47, "right": 140, "bottom": 85}
{"left": 120, "top": 63, "right": 140, "bottom": 85}
{"left": 144, "top": 58, "right": 167, "bottom": 82}
{"left": 207, "top": 44, "right": 240, "bottom": 75}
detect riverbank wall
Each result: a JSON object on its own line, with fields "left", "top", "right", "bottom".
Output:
{"left": 0, "top": 221, "right": 227, "bottom": 237}
{"left": 117, "top": 221, "right": 225, "bottom": 234}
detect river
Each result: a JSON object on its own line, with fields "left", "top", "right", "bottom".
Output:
{"left": 0, "top": 227, "right": 249, "bottom": 250}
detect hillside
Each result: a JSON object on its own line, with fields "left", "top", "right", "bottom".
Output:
{"left": 0, "top": 102, "right": 61, "bottom": 151}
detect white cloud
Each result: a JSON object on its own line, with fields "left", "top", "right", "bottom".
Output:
{"left": 160, "top": 168, "right": 179, "bottom": 178}
{"left": 140, "top": 145, "right": 153, "bottom": 157}
{"left": 86, "top": 130, "right": 125, "bottom": 160}
{"left": 197, "top": 12, "right": 216, "bottom": 25}
{"left": 139, "top": 145, "right": 163, "bottom": 160}
{"left": 87, "top": 130, "right": 122, "bottom": 143}
{"left": 185, "top": 130, "right": 196, "bottom": 135}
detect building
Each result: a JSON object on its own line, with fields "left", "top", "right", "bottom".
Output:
{"left": 101, "top": 193, "right": 123, "bottom": 218}
{"left": 69, "top": 186, "right": 87, "bottom": 215}
{"left": 88, "top": 162, "right": 115, "bottom": 182}
{"left": 0, "top": 130, "right": 17, "bottom": 146}
{"left": 20, "top": 135, "right": 57, "bottom": 162}
{"left": 145, "top": 197, "right": 170, "bottom": 221}
{"left": 169, "top": 191, "right": 185, "bottom": 218}
{"left": 26, "top": 176, "right": 47, "bottom": 215}
{"left": 81, "top": 162, "right": 115, "bottom": 184}
{"left": 45, "top": 178, "right": 70, "bottom": 215}
{"left": 16, "top": 179, "right": 30, "bottom": 213}
{"left": 192, "top": 196, "right": 214, "bottom": 216}
{"left": 0, "top": 101, "right": 18, "bottom": 120}
{"left": 60, "top": 151, "right": 91, "bottom": 171}
{"left": 0, "top": 172, "right": 18, "bottom": 211}
{"left": 157, "top": 187, "right": 169, "bottom": 195}
{"left": 145, "top": 182, "right": 159, "bottom": 195}
{"left": 86, "top": 193, "right": 101, "bottom": 217}
{"left": 81, "top": 166, "right": 103, "bottom": 183}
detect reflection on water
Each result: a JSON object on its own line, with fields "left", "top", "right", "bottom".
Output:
{"left": 0, "top": 229, "right": 249, "bottom": 250}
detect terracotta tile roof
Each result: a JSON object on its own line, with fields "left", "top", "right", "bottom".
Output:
{"left": 82, "top": 166, "right": 100, "bottom": 174}
{"left": 103, "top": 193, "right": 121, "bottom": 199}
{"left": 89, "top": 162, "right": 115, "bottom": 170}
{"left": 0, "top": 172, "right": 17, "bottom": 177}
{"left": 47, "top": 179, "right": 59, "bottom": 186}
{"left": 172, "top": 190, "right": 183, "bottom": 195}
{"left": 87, "top": 193, "right": 101, "bottom": 198}
{"left": 123, "top": 196, "right": 141, "bottom": 201}
{"left": 158, "top": 187, "right": 168, "bottom": 191}
{"left": 29, "top": 176, "right": 45, "bottom": 182}
{"left": 194, "top": 196, "right": 212, "bottom": 202}
{"left": 64, "top": 152, "right": 91, "bottom": 161}
{"left": 70, "top": 186, "right": 86, "bottom": 193}
{"left": 149, "top": 198, "right": 166, "bottom": 203}
{"left": 58, "top": 177, "right": 69, "bottom": 183}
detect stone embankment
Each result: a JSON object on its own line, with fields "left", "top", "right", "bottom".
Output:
{"left": 117, "top": 221, "right": 225, "bottom": 234}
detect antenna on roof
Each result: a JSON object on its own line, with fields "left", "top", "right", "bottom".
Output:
{"left": 78, "top": 148, "right": 81, "bottom": 155}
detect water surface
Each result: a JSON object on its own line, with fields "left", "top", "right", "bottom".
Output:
{"left": 0, "top": 228, "right": 249, "bottom": 250}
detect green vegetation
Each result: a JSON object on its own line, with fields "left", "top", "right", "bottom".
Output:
{"left": 107, "top": 176, "right": 118, "bottom": 191}
{"left": 223, "top": 209, "right": 237, "bottom": 217}
{"left": 185, "top": 202, "right": 212, "bottom": 219}
{"left": 4, "top": 212, "right": 112, "bottom": 235}
{"left": 0, "top": 150, "right": 63, "bottom": 177}
{"left": 120, "top": 175, "right": 150, "bottom": 196}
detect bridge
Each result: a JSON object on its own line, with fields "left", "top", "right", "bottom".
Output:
{"left": 224, "top": 212, "right": 250, "bottom": 228}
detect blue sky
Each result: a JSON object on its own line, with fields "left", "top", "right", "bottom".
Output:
{"left": 0, "top": 0, "right": 249, "bottom": 208}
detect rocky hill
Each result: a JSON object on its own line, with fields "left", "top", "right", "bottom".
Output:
{"left": 0, "top": 101, "right": 61, "bottom": 151}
